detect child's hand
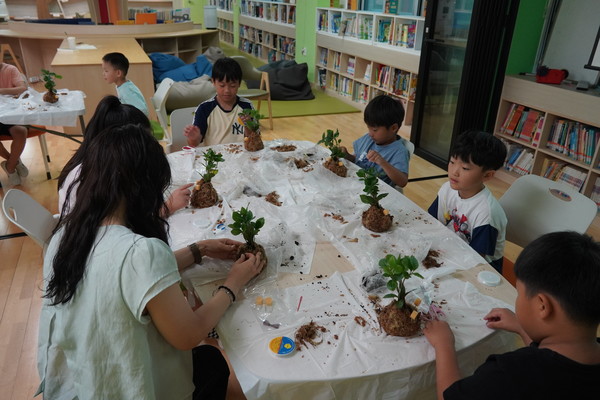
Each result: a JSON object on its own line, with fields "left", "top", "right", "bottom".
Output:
{"left": 165, "top": 183, "right": 193, "bottom": 215}
{"left": 366, "top": 150, "right": 384, "bottom": 165}
{"left": 183, "top": 125, "right": 201, "bottom": 146}
{"left": 340, "top": 146, "right": 350, "bottom": 158}
{"left": 225, "top": 252, "right": 265, "bottom": 292}
{"left": 200, "top": 238, "right": 243, "bottom": 260}
{"left": 484, "top": 308, "right": 520, "bottom": 332}
{"left": 424, "top": 320, "right": 455, "bottom": 350}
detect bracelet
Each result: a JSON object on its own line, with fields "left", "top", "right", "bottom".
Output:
{"left": 188, "top": 242, "right": 203, "bottom": 265}
{"left": 214, "top": 285, "right": 236, "bottom": 304}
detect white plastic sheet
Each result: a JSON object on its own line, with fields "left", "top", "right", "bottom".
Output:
{"left": 0, "top": 88, "right": 85, "bottom": 126}
{"left": 167, "top": 140, "right": 518, "bottom": 400}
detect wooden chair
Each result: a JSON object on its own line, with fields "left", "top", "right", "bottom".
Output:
{"left": 499, "top": 174, "right": 597, "bottom": 285}
{"left": 231, "top": 56, "right": 273, "bottom": 130}
{"left": 0, "top": 125, "right": 52, "bottom": 181}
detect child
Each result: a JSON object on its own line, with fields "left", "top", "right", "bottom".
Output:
{"left": 0, "top": 61, "right": 28, "bottom": 185}
{"left": 341, "top": 95, "right": 409, "bottom": 187}
{"left": 39, "top": 123, "right": 265, "bottom": 399}
{"left": 102, "top": 52, "right": 149, "bottom": 116}
{"left": 428, "top": 130, "right": 507, "bottom": 272}
{"left": 184, "top": 57, "right": 254, "bottom": 147}
{"left": 424, "top": 231, "right": 600, "bottom": 399}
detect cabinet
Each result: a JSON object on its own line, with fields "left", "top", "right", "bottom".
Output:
{"left": 315, "top": 7, "right": 423, "bottom": 123}
{"left": 136, "top": 30, "right": 219, "bottom": 63}
{"left": 238, "top": 0, "right": 296, "bottom": 62}
{"left": 494, "top": 75, "right": 600, "bottom": 205}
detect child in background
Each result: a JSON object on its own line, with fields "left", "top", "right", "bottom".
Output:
{"left": 184, "top": 57, "right": 254, "bottom": 147}
{"left": 102, "top": 52, "right": 149, "bottom": 116}
{"left": 424, "top": 231, "right": 600, "bottom": 399}
{"left": 341, "top": 95, "right": 409, "bottom": 187}
{"left": 0, "top": 61, "right": 28, "bottom": 185}
{"left": 428, "top": 130, "right": 507, "bottom": 272}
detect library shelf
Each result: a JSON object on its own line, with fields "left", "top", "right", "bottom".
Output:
{"left": 494, "top": 75, "right": 600, "bottom": 205}
{"left": 217, "top": 9, "right": 234, "bottom": 45}
{"left": 315, "top": 7, "right": 423, "bottom": 124}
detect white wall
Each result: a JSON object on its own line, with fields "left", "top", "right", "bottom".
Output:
{"left": 542, "top": 0, "right": 600, "bottom": 83}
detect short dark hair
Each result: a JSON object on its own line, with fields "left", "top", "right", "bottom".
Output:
{"left": 363, "top": 95, "right": 405, "bottom": 129}
{"left": 451, "top": 130, "right": 507, "bottom": 171}
{"left": 102, "top": 52, "right": 129, "bottom": 75}
{"left": 212, "top": 57, "right": 242, "bottom": 83}
{"left": 514, "top": 231, "right": 600, "bottom": 327}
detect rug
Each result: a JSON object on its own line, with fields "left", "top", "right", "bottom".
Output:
{"left": 260, "top": 89, "right": 360, "bottom": 118}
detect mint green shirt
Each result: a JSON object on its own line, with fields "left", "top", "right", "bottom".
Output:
{"left": 38, "top": 225, "right": 193, "bottom": 399}
{"left": 117, "top": 80, "right": 149, "bottom": 116}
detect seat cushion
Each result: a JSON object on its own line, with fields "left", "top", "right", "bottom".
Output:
{"left": 165, "top": 76, "right": 216, "bottom": 113}
{"left": 149, "top": 53, "right": 185, "bottom": 83}
{"left": 248, "top": 61, "right": 314, "bottom": 100}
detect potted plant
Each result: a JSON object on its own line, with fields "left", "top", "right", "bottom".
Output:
{"left": 228, "top": 206, "right": 268, "bottom": 267}
{"left": 377, "top": 254, "right": 423, "bottom": 337}
{"left": 357, "top": 168, "right": 393, "bottom": 232}
{"left": 239, "top": 109, "right": 265, "bottom": 151}
{"left": 190, "top": 148, "right": 224, "bottom": 208}
{"left": 317, "top": 129, "right": 347, "bottom": 177}
{"left": 41, "top": 69, "right": 62, "bottom": 104}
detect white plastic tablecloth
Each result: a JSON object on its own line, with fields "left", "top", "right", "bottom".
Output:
{"left": 167, "top": 140, "right": 517, "bottom": 400}
{"left": 0, "top": 88, "right": 85, "bottom": 127}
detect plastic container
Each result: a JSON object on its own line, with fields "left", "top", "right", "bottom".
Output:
{"left": 268, "top": 336, "right": 295, "bottom": 357}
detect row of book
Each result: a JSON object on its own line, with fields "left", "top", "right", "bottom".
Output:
{"left": 374, "top": 65, "right": 392, "bottom": 88}
{"left": 503, "top": 142, "right": 534, "bottom": 175}
{"left": 590, "top": 177, "right": 600, "bottom": 209}
{"left": 216, "top": 0, "right": 234, "bottom": 11}
{"left": 240, "top": 1, "right": 296, "bottom": 24}
{"left": 391, "top": 70, "right": 416, "bottom": 100}
{"left": 499, "top": 104, "right": 544, "bottom": 146}
{"left": 546, "top": 119, "right": 600, "bottom": 165}
{"left": 541, "top": 159, "right": 586, "bottom": 192}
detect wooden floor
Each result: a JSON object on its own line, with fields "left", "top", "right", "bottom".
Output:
{"left": 1, "top": 111, "right": 598, "bottom": 399}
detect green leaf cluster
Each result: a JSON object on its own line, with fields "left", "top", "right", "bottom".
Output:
{"left": 357, "top": 167, "right": 388, "bottom": 207}
{"left": 379, "top": 254, "right": 423, "bottom": 308}
{"left": 317, "top": 129, "right": 345, "bottom": 160}
{"left": 228, "top": 206, "right": 265, "bottom": 247}
{"left": 41, "top": 69, "right": 62, "bottom": 93}
{"left": 238, "top": 109, "right": 264, "bottom": 133}
{"left": 200, "top": 148, "right": 224, "bottom": 183}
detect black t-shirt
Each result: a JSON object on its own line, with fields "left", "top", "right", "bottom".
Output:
{"left": 444, "top": 341, "right": 600, "bottom": 399}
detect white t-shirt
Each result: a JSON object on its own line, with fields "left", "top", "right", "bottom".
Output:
{"left": 38, "top": 225, "right": 193, "bottom": 399}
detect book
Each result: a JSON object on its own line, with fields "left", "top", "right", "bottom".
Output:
{"left": 504, "top": 105, "right": 525, "bottom": 136}
{"left": 385, "top": 0, "right": 399, "bottom": 14}
{"left": 531, "top": 114, "right": 545, "bottom": 147}
{"left": 500, "top": 104, "right": 517, "bottom": 134}
{"left": 364, "top": 63, "right": 372, "bottom": 81}
{"left": 377, "top": 20, "right": 392, "bottom": 43}
{"left": 347, "top": 57, "right": 356, "bottom": 76}
{"left": 518, "top": 110, "right": 540, "bottom": 142}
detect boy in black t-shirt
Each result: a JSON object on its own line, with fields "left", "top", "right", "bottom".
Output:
{"left": 424, "top": 231, "right": 600, "bottom": 399}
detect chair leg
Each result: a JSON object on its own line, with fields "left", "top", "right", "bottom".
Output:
{"left": 37, "top": 134, "right": 52, "bottom": 180}
{"left": 266, "top": 96, "right": 273, "bottom": 130}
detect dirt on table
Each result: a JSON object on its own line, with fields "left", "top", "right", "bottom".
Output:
{"left": 293, "top": 158, "right": 309, "bottom": 169}
{"left": 295, "top": 320, "right": 327, "bottom": 350}
{"left": 265, "top": 191, "right": 282, "bottom": 206}
{"left": 272, "top": 144, "right": 297, "bottom": 152}
{"left": 423, "top": 250, "right": 442, "bottom": 269}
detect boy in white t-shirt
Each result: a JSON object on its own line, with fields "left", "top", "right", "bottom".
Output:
{"left": 428, "top": 130, "right": 507, "bottom": 272}
{"left": 102, "top": 52, "right": 149, "bottom": 116}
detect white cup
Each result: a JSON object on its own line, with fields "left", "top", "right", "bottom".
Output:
{"left": 67, "top": 37, "right": 76, "bottom": 50}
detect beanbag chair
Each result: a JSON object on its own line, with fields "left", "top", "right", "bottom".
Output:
{"left": 165, "top": 75, "right": 216, "bottom": 113}
{"left": 149, "top": 53, "right": 185, "bottom": 83}
{"left": 248, "top": 61, "right": 314, "bottom": 100}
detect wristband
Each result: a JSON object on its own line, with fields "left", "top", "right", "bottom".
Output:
{"left": 214, "top": 285, "right": 236, "bottom": 304}
{"left": 188, "top": 242, "right": 203, "bottom": 265}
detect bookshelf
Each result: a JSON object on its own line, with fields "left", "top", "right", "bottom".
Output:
{"left": 237, "top": 0, "right": 297, "bottom": 62}
{"left": 494, "top": 75, "right": 600, "bottom": 206}
{"left": 216, "top": 6, "right": 234, "bottom": 45}
{"left": 315, "top": 7, "right": 423, "bottom": 123}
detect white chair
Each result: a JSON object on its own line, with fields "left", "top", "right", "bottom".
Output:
{"left": 499, "top": 174, "right": 597, "bottom": 284}
{"left": 499, "top": 174, "right": 597, "bottom": 247}
{"left": 2, "top": 189, "right": 59, "bottom": 248}
{"left": 231, "top": 56, "right": 273, "bottom": 130}
{"left": 169, "top": 106, "right": 197, "bottom": 153}
{"left": 151, "top": 78, "right": 175, "bottom": 146}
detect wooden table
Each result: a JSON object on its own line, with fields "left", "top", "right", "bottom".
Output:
{"left": 166, "top": 140, "right": 518, "bottom": 400}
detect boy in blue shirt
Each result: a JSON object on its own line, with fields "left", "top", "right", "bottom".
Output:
{"left": 342, "top": 95, "right": 409, "bottom": 188}
{"left": 424, "top": 231, "right": 600, "bottom": 399}
{"left": 102, "top": 52, "right": 149, "bottom": 116}
{"left": 428, "top": 130, "right": 507, "bottom": 272}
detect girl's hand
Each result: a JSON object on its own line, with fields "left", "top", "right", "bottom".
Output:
{"left": 225, "top": 252, "right": 265, "bottom": 293}
{"left": 166, "top": 183, "right": 193, "bottom": 215}
{"left": 200, "top": 238, "right": 243, "bottom": 260}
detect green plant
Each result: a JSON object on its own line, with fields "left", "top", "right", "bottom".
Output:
{"left": 379, "top": 254, "right": 423, "bottom": 308}
{"left": 357, "top": 167, "right": 388, "bottom": 207}
{"left": 200, "top": 148, "right": 224, "bottom": 183}
{"left": 239, "top": 109, "right": 264, "bottom": 132}
{"left": 41, "top": 69, "right": 62, "bottom": 93}
{"left": 228, "top": 206, "right": 265, "bottom": 247}
{"left": 317, "top": 129, "right": 345, "bottom": 160}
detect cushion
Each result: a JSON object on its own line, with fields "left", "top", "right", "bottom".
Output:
{"left": 203, "top": 46, "right": 225, "bottom": 64}
{"left": 165, "top": 75, "right": 216, "bottom": 113}
{"left": 149, "top": 53, "right": 185, "bottom": 83}
{"left": 159, "top": 63, "right": 200, "bottom": 83}
{"left": 194, "top": 55, "right": 213, "bottom": 78}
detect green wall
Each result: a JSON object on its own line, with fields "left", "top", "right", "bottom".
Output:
{"left": 183, "top": 0, "right": 205, "bottom": 25}
{"left": 295, "top": 0, "right": 330, "bottom": 83}
{"left": 505, "top": 0, "right": 548, "bottom": 75}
